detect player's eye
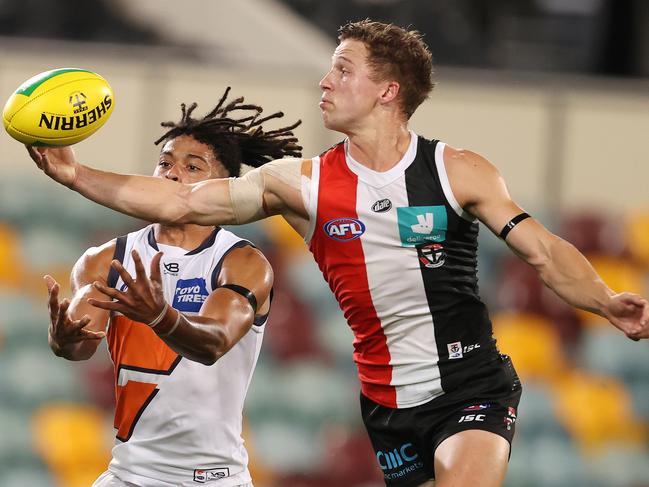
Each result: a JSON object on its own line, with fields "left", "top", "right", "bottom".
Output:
{"left": 188, "top": 165, "right": 201, "bottom": 172}
{"left": 158, "top": 160, "right": 171, "bottom": 167}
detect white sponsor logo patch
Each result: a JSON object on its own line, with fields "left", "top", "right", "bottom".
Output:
{"left": 193, "top": 467, "right": 230, "bottom": 483}
{"left": 448, "top": 341, "right": 463, "bottom": 359}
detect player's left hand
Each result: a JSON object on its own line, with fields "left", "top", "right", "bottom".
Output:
{"left": 88, "top": 250, "right": 167, "bottom": 324}
{"left": 603, "top": 292, "right": 649, "bottom": 340}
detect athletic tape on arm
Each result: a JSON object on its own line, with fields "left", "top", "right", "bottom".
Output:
{"left": 228, "top": 158, "right": 303, "bottom": 224}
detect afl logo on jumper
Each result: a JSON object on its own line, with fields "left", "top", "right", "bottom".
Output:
{"left": 371, "top": 199, "right": 392, "bottom": 213}
{"left": 417, "top": 242, "right": 446, "bottom": 268}
{"left": 324, "top": 218, "right": 366, "bottom": 241}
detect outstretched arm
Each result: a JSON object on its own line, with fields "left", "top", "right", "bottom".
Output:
{"left": 47, "top": 241, "right": 113, "bottom": 360}
{"left": 27, "top": 146, "right": 309, "bottom": 232}
{"left": 90, "top": 247, "right": 273, "bottom": 365}
{"left": 28, "top": 146, "right": 236, "bottom": 225}
{"left": 445, "top": 145, "right": 649, "bottom": 340}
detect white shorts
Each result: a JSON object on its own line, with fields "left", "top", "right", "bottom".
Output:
{"left": 92, "top": 471, "right": 253, "bottom": 487}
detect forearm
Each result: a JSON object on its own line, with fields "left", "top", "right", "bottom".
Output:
{"left": 151, "top": 307, "right": 231, "bottom": 365}
{"left": 534, "top": 237, "right": 613, "bottom": 316}
{"left": 72, "top": 164, "right": 194, "bottom": 224}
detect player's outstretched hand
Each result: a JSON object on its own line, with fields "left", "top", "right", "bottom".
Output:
{"left": 89, "top": 250, "right": 167, "bottom": 325}
{"left": 604, "top": 292, "right": 649, "bottom": 341}
{"left": 45, "top": 275, "right": 105, "bottom": 355}
{"left": 26, "top": 145, "right": 78, "bottom": 187}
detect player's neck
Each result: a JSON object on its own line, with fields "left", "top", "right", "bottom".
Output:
{"left": 346, "top": 119, "right": 411, "bottom": 172}
{"left": 153, "top": 223, "right": 215, "bottom": 251}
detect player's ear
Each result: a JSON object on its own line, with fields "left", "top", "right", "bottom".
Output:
{"left": 380, "top": 81, "right": 400, "bottom": 104}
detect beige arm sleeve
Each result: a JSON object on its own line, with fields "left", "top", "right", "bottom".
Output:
{"left": 228, "top": 157, "right": 304, "bottom": 224}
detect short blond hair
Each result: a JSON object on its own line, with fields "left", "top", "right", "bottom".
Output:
{"left": 339, "top": 19, "right": 435, "bottom": 119}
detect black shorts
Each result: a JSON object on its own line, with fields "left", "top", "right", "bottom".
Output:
{"left": 360, "top": 354, "right": 522, "bottom": 487}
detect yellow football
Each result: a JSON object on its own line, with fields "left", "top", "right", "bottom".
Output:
{"left": 2, "top": 68, "right": 114, "bottom": 146}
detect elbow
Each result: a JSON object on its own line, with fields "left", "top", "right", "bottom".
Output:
{"left": 196, "top": 331, "right": 230, "bottom": 366}
{"left": 156, "top": 184, "right": 196, "bottom": 225}
{"left": 197, "top": 347, "right": 225, "bottom": 366}
{"left": 197, "top": 349, "right": 220, "bottom": 366}
{"left": 172, "top": 183, "right": 210, "bottom": 225}
{"left": 531, "top": 253, "right": 555, "bottom": 288}
{"left": 531, "top": 236, "right": 569, "bottom": 286}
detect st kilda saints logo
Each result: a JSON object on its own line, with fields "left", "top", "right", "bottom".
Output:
{"left": 417, "top": 242, "right": 446, "bottom": 268}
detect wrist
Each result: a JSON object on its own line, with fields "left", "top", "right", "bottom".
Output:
{"left": 68, "top": 161, "right": 84, "bottom": 190}
{"left": 594, "top": 287, "right": 617, "bottom": 316}
{"left": 153, "top": 306, "right": 182, "bottom": 337}
{"left": 147, "top": 302, "right": 169, "bottom": 328}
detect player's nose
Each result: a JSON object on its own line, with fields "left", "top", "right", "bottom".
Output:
{"left": 319, "top": 70, "right": 333, "bottom": 91}
{"left": 164, "top": 166, "right": 182, "bottom": 182}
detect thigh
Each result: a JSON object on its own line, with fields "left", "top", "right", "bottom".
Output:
{"left": 429, "top": 385, "right": 521, "bottom": 487}
{"left": 432, "top": 383, "right": 521, "bottom": 457}
{"left": 360, "top": 394, "right": 435, "bottom": 487}
{"left": 433, "top": 430, "right": 510, "bottom": 487}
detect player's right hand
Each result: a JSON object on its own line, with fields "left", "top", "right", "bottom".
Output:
{"left": 45, "top": 275, "right": 105, "bottom": 356}
{"left": 27, "top": 145, "right": 78, "bottom": 188}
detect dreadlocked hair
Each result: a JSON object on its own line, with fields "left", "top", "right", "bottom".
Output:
{"left": 154, "top": 87, "right": 302, "bottom": 177}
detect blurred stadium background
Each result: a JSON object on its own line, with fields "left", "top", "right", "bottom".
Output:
{"left": 1, "top": 1, "right": 649, "bottom": 486}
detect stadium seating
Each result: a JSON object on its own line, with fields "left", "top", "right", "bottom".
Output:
{"left": 492, "top": 312, "right": 567, "bottom": 382}
{"left": 552, "top": 370, "right": 647, "bottom": 451}
{"left": 32, "top": 403, "right": 112, "bottom": 487}
{"left": 625, "top": 209, "right": 649, "bottom": 268}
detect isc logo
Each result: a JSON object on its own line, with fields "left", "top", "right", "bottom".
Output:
{"left": 458, "top": 414, "right": 486, "bottom": 423}
{"left": 324, "top": 218, "right": 366, "bottom": 241}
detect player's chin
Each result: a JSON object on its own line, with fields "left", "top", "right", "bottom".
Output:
{"left": 320, "top": 109, "right": 330, "bottom": 123}
{"left": 321, "top": 114, "right": 343, "bottom": 132}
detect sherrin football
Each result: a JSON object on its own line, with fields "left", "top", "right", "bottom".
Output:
{"left": 2, "top": 68, "right": 114, "bottom": 146}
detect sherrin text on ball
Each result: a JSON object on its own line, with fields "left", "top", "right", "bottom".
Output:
{"left": 2, "top": 68, "right": 114, "bottom": 146}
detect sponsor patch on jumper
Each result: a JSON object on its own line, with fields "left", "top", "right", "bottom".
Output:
{"left": 371, "top": 198, "right": 392, "bottom": 212}
{"left": 193, "top": 467, "right": 230, "bottom": 483}
{"left": 448, "top": 341, "right": 463, "bottom": 359}
{"left": 173, "top": 278, "right": 208, "bottom": 312}
{"left": 447, "top": 341, "right": 481, "bottom": 359}
{"left": 163, "top": 261, "right": 180, "bottom": 276}
{"left": 397, "top": 206, "right": 447, "bottom": 246}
